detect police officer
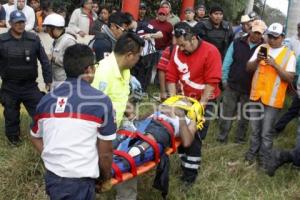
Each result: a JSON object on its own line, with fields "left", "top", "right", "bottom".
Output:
{"left": 0, "top": 10, "right": 52, "bottom": 146}
{"left": 194, "top": 4, "right": 234, "bottom": 59}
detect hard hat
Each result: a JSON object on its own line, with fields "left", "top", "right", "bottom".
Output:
{"left": 43, "top": 13, "right": 65, "bottom": 27}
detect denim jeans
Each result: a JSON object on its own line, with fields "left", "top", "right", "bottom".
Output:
{"left": 45, "top": 170, "right": 96, "bottom": 200}
{"left": 218, "top": 87, "right": 250, "bottom": 142}
{"left": 246, "top": 103, "right": 280, "bottom": 164}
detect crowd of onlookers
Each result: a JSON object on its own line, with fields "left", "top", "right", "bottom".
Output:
{"left": 1, "top": 0, "right": 300, "bottom": 199}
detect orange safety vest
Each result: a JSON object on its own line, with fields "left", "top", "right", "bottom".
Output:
{"left": 250, "top": 45, "right": 294, "bottom": 109}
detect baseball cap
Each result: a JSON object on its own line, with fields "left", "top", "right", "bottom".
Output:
{"left": 241, "top": 15, "right": 250, "bottom": 23}
{"left": 140, "top": 2, "right": 146, "bottom": 9}
{"left": 185, "top": 7, "right": 195, "bottom": 13}
{"left": 9, "top": 10, "right": 26, "bottom": 23}
{"left": 251, "top": 20, "right": 267, "bottom": 34}
{"left": 158, "top": 7, "right": 168, "bottom": 15}
{"left": 266, "top": 23, "right": 285, "bottom": 37}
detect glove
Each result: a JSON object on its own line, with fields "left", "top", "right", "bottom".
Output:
{"left": 129, "top": 76, "right": 143, "bottom": 102}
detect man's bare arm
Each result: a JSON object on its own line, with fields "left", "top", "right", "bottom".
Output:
{"left": 30, "top": 137, "right": 43, "bottom": 154}
{"left": 98, "top": 139, "right": 113, "bottom": 181}
{"left": 167, "top": 82, "right": 177, "bottom": 96}
{"left": 200, "top": 84, "right": 214, "bottom": 106}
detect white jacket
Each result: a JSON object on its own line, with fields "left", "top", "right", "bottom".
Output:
{"left": 68, "top": 8, "right": 97, "bottom": 34}
{"left": 3, "top": 3, "right": 15, "bottom": 27}
{"left": 6, "top": 0, "right": 35, "bottom": 31}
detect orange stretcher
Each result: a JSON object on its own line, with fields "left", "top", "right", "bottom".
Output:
{"left": 110, "top": 118, "right": 180, "bottom": 185}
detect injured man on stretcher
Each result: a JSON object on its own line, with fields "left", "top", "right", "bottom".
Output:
{"left": 112, "top": 95, "right": 205, "bottom": 174}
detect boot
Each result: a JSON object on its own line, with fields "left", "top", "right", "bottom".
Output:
{"left": 266, "top": 150, "right": 293, "bottom": 176}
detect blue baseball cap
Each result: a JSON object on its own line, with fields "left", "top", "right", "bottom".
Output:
{"left": 9, "top": 10, "right": 26, "bottom": 23}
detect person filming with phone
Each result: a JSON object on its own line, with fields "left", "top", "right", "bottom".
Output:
{"left": 244, "top": 23, "right": 297, "bottom": 172}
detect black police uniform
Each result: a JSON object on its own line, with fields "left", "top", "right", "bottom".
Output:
{"left": 194, "top": 19, "right": 234, "bottom": 59}
{"left": 0, "top": 30, "right": 52, "bottom": 142}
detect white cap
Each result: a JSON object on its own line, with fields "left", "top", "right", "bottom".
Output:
{"left": 266, "top": 23, "right": 285, "bottom": 37}
{"left": 43, "top": 13, "right": 65, "bottom": 27}
{"left": 241, "top": 15, "right": 250, "bottom": 23}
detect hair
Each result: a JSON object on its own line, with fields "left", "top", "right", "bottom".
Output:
{"left": 114, "top": 32, "right": 145, "bottom": 55}
{"left": 108, "top": 12, "right": 128, "bottom": 28}
{"left": 174, "top": 22, "right": 197, "bottom": 40}
{"left": 40, "top": 0, "right": 53, "bottom": 12}
{"left": 99, "top": 4, "right": 111, "bottom": 13}
{"left": 209, "top": 3, "right": 223, "bottom": 14}
{"left": 80, "top": 0, "right": 91, "bottom": 7}
{"left": 64, "top": 44, "right": 95, "bottom": 78}
{"left": 123, "top": 12, "right": 134, "bottom": 25}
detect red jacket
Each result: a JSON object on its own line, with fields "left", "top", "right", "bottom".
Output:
{"left": 166, "top": 40, "right": 222, "bottom": 100}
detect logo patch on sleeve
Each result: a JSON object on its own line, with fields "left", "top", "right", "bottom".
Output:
{"left": 98, "top": 82, "right": 107, "bottom": 91}
{"left": 55, "top": 97, "right": 68, "bottom": 113}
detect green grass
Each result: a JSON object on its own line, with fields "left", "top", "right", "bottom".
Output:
{"left": 0, "top": 93, "right": 300, "bottom": 200}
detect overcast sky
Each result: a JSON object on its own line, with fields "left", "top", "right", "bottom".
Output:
{"left": 266, "top": 0, "right": 289, "bottom": 15}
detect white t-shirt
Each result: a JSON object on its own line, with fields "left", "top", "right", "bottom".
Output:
{"left": 151, "top": 112, "right": 191, "bottom": 137}
{"left": 249, "top": 45, "right": 296, "bottom": 73}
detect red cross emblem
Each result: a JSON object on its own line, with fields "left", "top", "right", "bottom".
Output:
{"left": 58, "top": 99, "right": 65, "bottom": 107}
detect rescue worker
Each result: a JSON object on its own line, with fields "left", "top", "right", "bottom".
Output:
{"left": 92, "top": 32, "right": 144, "bottom": 200}
{"left": 0, "top": 10, "right": 52, "bottom": 146}
{"left": 167, "top": 22, "right": 222, "bottom": 185}
{"left": 245, "top": 23, "right": 296, "bottom": 170}
{"left": 43, "top": 13, "right": 77, "bottom": 84}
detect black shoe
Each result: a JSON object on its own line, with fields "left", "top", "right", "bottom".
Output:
{"left": 266, "top": 150, "right": 291, "bottom": 176}
{"left": 7, "top": 135, "right": 22, "bottom": 146}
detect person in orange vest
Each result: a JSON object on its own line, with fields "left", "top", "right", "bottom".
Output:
{"left": 244, "top": 23, "right": 297, "bottom": 171}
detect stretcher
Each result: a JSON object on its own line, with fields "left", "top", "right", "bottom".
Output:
{"left": 109, "top": 95, "right": 205, "bottom": 185}
{"left": 110, "top": 117, "right": 180, "bottom": 185}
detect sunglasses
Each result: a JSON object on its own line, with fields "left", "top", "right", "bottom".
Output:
{"left": 158, "top": 13, "right": 166, "bottom": 16}
{"left": 267, "top": 34, "right": 280, "bottom": 40}
{"left": 173, "top": 28, "right": 188, "bottom": 37}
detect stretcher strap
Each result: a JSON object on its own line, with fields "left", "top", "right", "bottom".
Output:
{"left": 154, "top": 117, "right": 176, "bottom": 152}
{"left": 113, "top": 150, "right": 138, "bottom": 177}
{"left": 136, "top": 131, "right": 160, "bottom": 163}
{"left": 112, "top": 163, "right": 123, "bottom": 182}
{"left": 117, "top": 129, "right": 137, "bottom": 138}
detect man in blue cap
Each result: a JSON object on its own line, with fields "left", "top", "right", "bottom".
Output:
{"left": 0, "top": 10, "right": 52, "bottom": 146}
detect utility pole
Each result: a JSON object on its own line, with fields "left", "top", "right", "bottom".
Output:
{"left": 286, "top": 0, "right": 300, "bottom": 37}
{"left": 245, "top": 0, "right": 255, "bottom": 14}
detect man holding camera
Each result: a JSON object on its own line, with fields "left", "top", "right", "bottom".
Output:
{"left": 0, "top": 11, "right": 52, "bottom": 146}
{"left": 245, "top": 23, "right": 296, "bottom": 171}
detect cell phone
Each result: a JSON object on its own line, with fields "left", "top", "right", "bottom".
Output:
{"left": 259, "top": 46, "right": 268, "bottom": 58}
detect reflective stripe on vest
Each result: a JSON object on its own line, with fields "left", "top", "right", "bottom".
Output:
{"left": 174, "top": 46, "right": 206, "bottom": 90}
{"left": 269, "top": 49, "right": 292, "bottom": 106}
{"left": 250, "top": 46, "right": 293, "bottom": 108}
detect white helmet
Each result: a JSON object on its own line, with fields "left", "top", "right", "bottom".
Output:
{"left": 43, "top": 13, "right": 65, "bottom": 27}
